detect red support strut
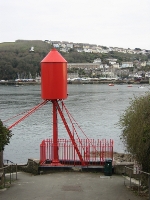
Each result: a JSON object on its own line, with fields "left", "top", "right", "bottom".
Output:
{"left": 54, "top": 100, "right": 86, "bottom": 166}
{"left": 8, "top": 100, "right": 48, "bottom": 130}
{"left": 51, "top": 100, "right": 62, "bottom": 166}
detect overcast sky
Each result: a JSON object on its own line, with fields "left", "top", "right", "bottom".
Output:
{"left": 0, "top": 0, "right": 150, "bottom": 50}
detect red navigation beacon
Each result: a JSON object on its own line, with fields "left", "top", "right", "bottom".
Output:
{"left": 40, "top": 48, "right": 68, "bottom": 166}
{"left": 41, "top": 48, "right": 67, "bottom": 100}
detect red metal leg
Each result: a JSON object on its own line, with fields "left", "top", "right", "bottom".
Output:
{"left": 51, "top": 100, "right": 62, "bottom": 166}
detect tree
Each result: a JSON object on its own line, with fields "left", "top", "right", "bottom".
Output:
{"left": 0, "top": 120, "right": 12, "bottom": 168}
{"left": 118, "top": 93, "right": 150, "bottom": 172}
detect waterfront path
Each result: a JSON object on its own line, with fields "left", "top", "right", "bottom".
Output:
{"left": 0, "top": 172, "right": 145, "bottom": 200}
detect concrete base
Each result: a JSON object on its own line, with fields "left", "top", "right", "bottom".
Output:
{"left": 38, "top": 164, "right": 114, "bottom": 174}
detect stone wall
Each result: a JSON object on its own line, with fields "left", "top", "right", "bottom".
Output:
{"left": 18, "top": 159, "right": 40, "bottom": 175}
{"left": 113, "top": 162, "right": 134, "bottom": 175}
{"left": 113, "top": 152, "right": 134, "bottom": 175}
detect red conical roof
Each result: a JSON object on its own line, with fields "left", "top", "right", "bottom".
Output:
{"left": 41, "top": 48, "right": 67, "bottom": 63}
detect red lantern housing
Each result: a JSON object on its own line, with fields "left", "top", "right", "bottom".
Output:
{"left": 41, "top": 48, "right": 67, "bottom": 100}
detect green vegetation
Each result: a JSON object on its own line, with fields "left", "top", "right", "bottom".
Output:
{"left": 118, "top": 93, "right": 150, "bottom": 173}
{"left": 109, "top": 51, "right": 149, "bottom": 63}
{"left": 0, "top": 40, "right": 149, "bottom": 80}
{"left": 0, "top": 40, "right": 53, "bottom": 80}
{"left": 0, "top": 120, "right": 12, "bottom": 151}
{"left": 0, "top": 120, "right": 12, "bottom": 167}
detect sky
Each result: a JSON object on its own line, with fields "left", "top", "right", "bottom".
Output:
{"left": 0, "top": 0, "right": 150, "bottom": 50}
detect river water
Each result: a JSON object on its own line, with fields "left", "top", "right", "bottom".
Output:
{"left": 0, "top": 84, "right": 149, "bottom": 164}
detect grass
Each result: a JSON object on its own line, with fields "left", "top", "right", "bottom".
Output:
{"left": 0, "top": 178, "right": 15, "bottom": 190}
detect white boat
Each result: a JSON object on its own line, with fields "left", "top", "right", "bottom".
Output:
{"left": 138, "top": 85, "right": 145, "bottom": 89}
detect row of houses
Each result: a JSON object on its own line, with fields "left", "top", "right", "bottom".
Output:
{"left": 44, "top": 40, "right": 150, "bottom": 55}
{"left": 67, "top": 57, "right": 150, "bottom": 79}
{"left": 68, "top": 58, "right": 150, "bottom": 70}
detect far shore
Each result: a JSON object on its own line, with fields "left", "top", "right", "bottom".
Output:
{"left": 0, "top": 79, "right": 149, "bottom": 85}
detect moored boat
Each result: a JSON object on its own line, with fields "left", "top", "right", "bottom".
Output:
{"left": 108, "top": 83, "right": 114, "bottom": 86}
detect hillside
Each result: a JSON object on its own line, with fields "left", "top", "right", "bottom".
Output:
{"left": 0, "top": 40, "right": 149, "bottom": 80}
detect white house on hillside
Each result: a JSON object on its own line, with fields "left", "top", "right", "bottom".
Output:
{"left": 120, "top": 62, "right": 133, "bottom": 68}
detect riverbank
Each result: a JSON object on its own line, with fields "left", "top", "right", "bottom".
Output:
{"left": 0, "top": 81, "right": 40, "bottom": 86}
{"left": 0, "top": 79, "right": 149, "bottom": 85}
{"left": 68, "top": 79, "right": 149, "bottom": 85}
{"left": 113, "top": 152, "right": 133, "bottom": 162}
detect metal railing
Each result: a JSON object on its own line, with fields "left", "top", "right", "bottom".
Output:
{"left": 124, "top": 166, "right": 150, "bottom": 199}
{"left": 0, "top": 164, "right": 17, "bottom": 188}
{"left": 40, "top": 138, "right": 113, "bottom": 166}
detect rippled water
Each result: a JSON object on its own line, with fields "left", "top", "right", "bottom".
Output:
{"left": 0, "top": 84, "right": 149, "bottom": 163}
